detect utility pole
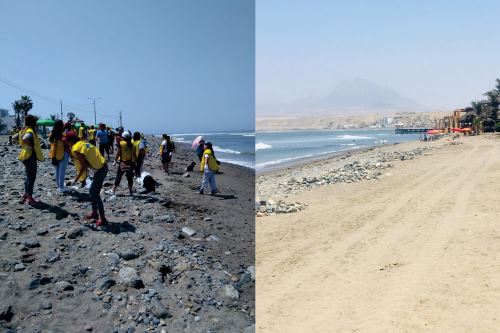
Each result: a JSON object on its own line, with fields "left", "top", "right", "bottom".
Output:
{"left": 119, "top": 111, "right": 123, "bottom": 128}
{"left": 88, "top": 97, "right": 101, "bottom": 126}
{"left": 60, "top": 100, "right": 63, "bottom": 120}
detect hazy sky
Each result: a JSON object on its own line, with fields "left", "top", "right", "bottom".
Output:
{"left": 257, "top": 0, "right": 500, "bottom": 110}
{"left": 0, "top": 0, "right": 254, "bottom": 133}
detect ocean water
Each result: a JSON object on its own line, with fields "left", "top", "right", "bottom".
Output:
{"left": 256, "top": 129, "right": 422, "bottom": 172}
{"left": 171, "top": 131, "right": 255, "bottom": 169}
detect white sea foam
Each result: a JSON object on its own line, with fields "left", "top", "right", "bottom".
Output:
{"left": 218, "top": 158, "right": 254, "bottom": 169}
{"left": 256, "top": 147, "right": 361, "bottom": 170}
{"left": 256, "top": 142, "right": 272, "bottom": 150}
{"left": 214, "top": 146, "right": 241, "bottom": 154}
{"left": 336, "top": 134, "right": 375, "bottom": 140}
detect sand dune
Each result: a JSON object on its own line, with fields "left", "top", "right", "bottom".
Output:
{"left": 256, "top": 134, "right": 500, "bottom": 332}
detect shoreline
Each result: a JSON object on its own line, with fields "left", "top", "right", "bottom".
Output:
{"left": 256, "top": 135, "right": 458, "bottom": 200}
{"left": 256, "top": 143, "right": 399, "bottom": 175}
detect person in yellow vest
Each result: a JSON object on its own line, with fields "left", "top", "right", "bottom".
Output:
{"left": 198, "top": 142, "right": 219, "bottom": 195}
{"left": 108, "top": 131, "right": 137, "bottom": 196}
{"left": 78, "top": 123, "right": 86, "bottom": 140}
{"left": 88, "top": 125, "right": 96, "bottom": 146}
{"left": 14, "top": 115, "right": 45, "bottom": 205}
{"left": 48, "top": 120, "right": 70, "bottom": 193}
{"left": 132, "top": 131, "right": 147, "bottom": 177}
{"left": 63, "top": 131, "right": 109, "bottom": 226}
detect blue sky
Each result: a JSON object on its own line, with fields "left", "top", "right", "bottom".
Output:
{"left": 257, "top": 0, "right": 500, "bottom": 110}
{"left": 0, "top": 0, "right": 254, "bottom": 133}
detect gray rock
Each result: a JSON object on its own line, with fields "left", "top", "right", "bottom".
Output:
{"left": 119, "top": 249, "right": 139, "bottom": 261}
{"left": 181, "top": 227, "right": 196, "bottom": 237}
{"left": 100, "top": 278, "right": 116, "bottom": 290}
{"left": 156, "top": 215, "right": 174, "bottom": 223}
{"left": 55, "top": 281, "right": 74, "bottom": 292}
{"left": 13, "top": 263, "right": 25, "bottom": 271}
{"left": 45, "top": 250, "right": 60, "bottom": 263}
{"left": 67, "top": 227, "right": 84, "bottom": 239}
{"left": 23, "top": 238, "right": 40, "bottom": 248}
{"left": 106, "top": 252, "right": 120, "bottom": 266}
{"left": 150, "top": 298, "right": 171, "bottom": 319}
{"left": 220, "top": 284, "right": 239, "bottom": 300}
{"left": 118, "top": 267, "right": 144, "bottom": 289}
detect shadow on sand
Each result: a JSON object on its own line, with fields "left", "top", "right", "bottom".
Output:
{"left": 29, "top": 201, "right": 78, "bottom": 220}
{"left": 84, "top": 221, "right": 136, "bottom": 234}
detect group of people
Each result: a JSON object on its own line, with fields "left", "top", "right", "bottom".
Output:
{"left": 12, "top": 115, "right": 221, "bottom": 228}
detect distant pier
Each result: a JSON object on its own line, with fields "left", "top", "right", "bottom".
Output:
{"left": 395, "top": 127, "right": 431, "bottom": 134}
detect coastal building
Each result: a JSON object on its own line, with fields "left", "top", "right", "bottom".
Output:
{"left": 436, "top": 109, "right": 467, "bottom": 133}
{"left": 0, "top": 108, "right": 16, "bottom": 134}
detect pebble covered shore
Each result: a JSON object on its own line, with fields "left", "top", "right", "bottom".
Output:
{"left": 257, "top": 138, "right": 463, "bottom": 216}
{"left": 0, "top": 135, "right": 255, "bottom": 333}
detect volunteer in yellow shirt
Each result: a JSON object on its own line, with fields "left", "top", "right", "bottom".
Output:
{"left": 108, "top": 131, "right": 137, "bottom": 196}
{"left": 15, "top": 115, "right": 45, "bottom": 205}
{"left": 48, "top": 120, "right": 69, "bottom": 193}
{"left": 198, "top": 142, "right": 219, "bottom": 195}
{"left": 132, "top": 131, "right": 146, "bottom": 177}
{"left": 88, "top": 125, "right": 96, "bottom": 146}
{"left": 63, "top": 131, "right": 109, "bottom": 226}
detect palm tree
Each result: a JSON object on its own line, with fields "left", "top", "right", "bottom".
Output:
{"left": 11, "top": 95, "right": 33, "bottom": 127}
{"left": 67, "top": 112, "right": 76, "bottom": 122}
{"left": 12, "top": 100, "right": 22, "bottom": 127}
{"left": 19, "top": 95, "right": 33, "bottom": 118}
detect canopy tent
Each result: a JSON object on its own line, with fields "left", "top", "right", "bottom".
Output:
{"left": 36, "top": 119, "right": 55, "bottom": 127}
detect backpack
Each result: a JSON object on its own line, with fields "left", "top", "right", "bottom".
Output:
{"left": 143, "top": 175, "right": 156, "bottom": 192}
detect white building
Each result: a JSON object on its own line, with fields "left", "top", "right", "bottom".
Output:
{"left": 0, "top": 108, "right": 16, "bottom": 134}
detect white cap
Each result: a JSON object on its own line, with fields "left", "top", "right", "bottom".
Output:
{"left": 122, "top": 131, "right": 131, "bottom": 138}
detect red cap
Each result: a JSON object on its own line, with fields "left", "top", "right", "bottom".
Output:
{"left": 63, "top": 131, "right": 78, "bottom": 142}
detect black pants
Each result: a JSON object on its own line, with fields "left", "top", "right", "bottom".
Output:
{"left": 114, "top": 163, "right": 135, "bottom": 187}
{"left": 22, "top": 154, "right": 37, "bottom": 197}
{"left": 90, "top": 164, "right": 108, "bottom": 216}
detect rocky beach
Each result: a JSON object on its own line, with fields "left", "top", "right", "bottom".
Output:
{"left": 257, "top": 134, "right": 500, "bottom": 332}
{"left": 0, "top": 135, "right": 255, "bottom": 333}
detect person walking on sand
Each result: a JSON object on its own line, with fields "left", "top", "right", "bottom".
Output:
{"left": 195, "top": 138, "right": 205, "bottom": 162}
{"left": 49, "top": 120, "right": 70, "bottom": 193}
{"left": 14, "top": 115, "right": 45, "bottom": 204}
{"left": 63, "top": 131, "right": 109, "bottom": 226}
{"left": 198, "top": 142, "right": 219, "bottom": 195}
{"left": 107, "top": 131, "right": 136, "bottom": 196}
{"left": 132, "top": 131, "right": 147, "bottom": 177}
{"left": 160, "top": 134, "right": 170, "bottom": 172}
{"left": 96, "top": 123, "right": 109, "bottom": 160}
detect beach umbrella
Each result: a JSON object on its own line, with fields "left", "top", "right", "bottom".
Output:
{"left": 192, "top": 136, "right": 204, "bottom": 149}
{"left": 426, "top": 129, "right": 440, "bottom": 135}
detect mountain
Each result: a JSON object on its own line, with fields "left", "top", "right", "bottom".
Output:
{"left": 257, "top": 78, "right": 426, "bottom": 116}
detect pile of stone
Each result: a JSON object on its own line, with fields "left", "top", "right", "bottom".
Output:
{"left": 256, "top": 199, "right": 308, "bottom": 217}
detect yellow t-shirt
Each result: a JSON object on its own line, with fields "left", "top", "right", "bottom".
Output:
{"left": 71, "top": 140, "right": 106, "bottom": 170}
{"left": 78, "top": 127, "right": 84, "bottom": 138}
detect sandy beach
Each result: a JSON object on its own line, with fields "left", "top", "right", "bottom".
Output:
{"left": 256, "top": 134, "right": 500, "bottom": 332}
{"left": 0, "top": 135, "right": 254, "bottom": 333}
